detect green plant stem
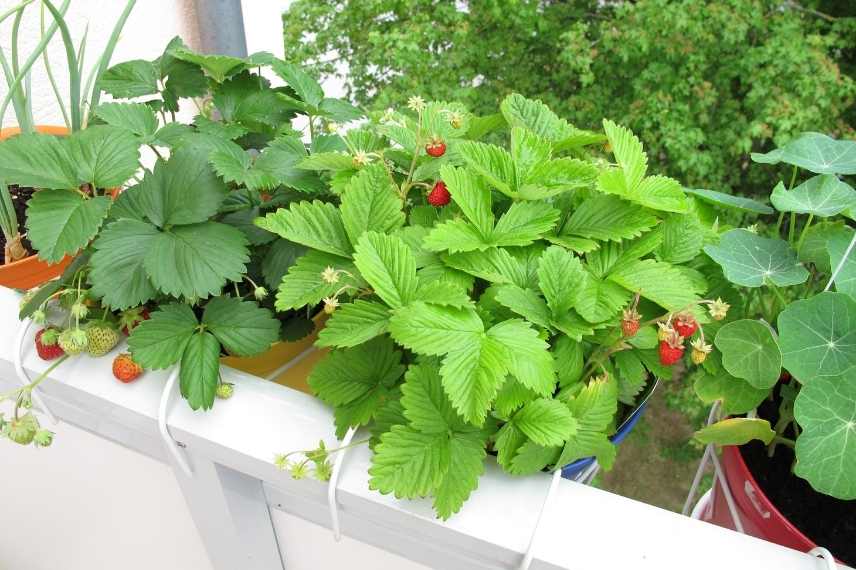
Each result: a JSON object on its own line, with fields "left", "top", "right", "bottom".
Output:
{"left": 307, "top": 114, "right": 315, "bottom": 142}
{"left": 41, "top": 0, "right": 80, "bottom": 131}
{"left": 795, "top": 213, "right": 813, "bottom": 254}
{"left": 0, "top": 0, "right": 70, "bottom": 130}
{"left": 85, "top": 0, "right": 136, "bottom": 119}
{"left": 788, "top": 164, "right": 798, "bottom": 190}
{"left": 787, "top": 212, "right": 796, "bottom": 244}
{"left": 773, "top": 211, "right": 785, "bottom": 236}
{"left": 40, "top": 2, "right": 70, "bottom": 129}
{"left": 766, "top": 280, "right": 788, "bottom": 313}
{"left": 0, "top": 354, "right": 69, "bottom": 401}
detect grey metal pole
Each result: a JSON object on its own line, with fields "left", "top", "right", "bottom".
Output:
{"left": 192, "top": 0, "right": 248, "bottom": 57}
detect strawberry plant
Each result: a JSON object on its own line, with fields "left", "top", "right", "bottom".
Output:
{"left": 264, "top": 94, "right": 721, "bottom": 517}
{"left": 689, "top": 132, "right": 856, "bottom": 501}
{"left": 11, "top": 40, "right": 363, "bottom": 414}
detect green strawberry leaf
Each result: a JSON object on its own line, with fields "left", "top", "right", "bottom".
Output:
{"left": 536, "top": 246, "right": 586, "bottom": 316}
{"left": 714, "top": 319, "right": 782, "bottom": 389}
{"left": 575, "top": 273, "right": 631, "bottom": 324}
{"left": 128, "top": 304, "right": 198, "bottom": 369}
{"left": 170, "top": 47, "right": 246, "bottom": 83}
{"left": 770, "top": 176, "right": 856, "bottom": 218}
{"left": 89, "top": 219, "right": 159, "bottom": 309}
{"left": 353, "top": 232, "right": 418, "bottom": 309}
{"left": 315, "top": 300, "right": 390, "bottom": 348}
{"left": 388, "top": 302, "right": 484, "bottom": 356}
{"left": 180, "top": 331, "right": 221, "bottom": 411}
{"left": 608, "top": 258, "right": 701, "bottom": 311}
{"left": 444, "top": 247, "right": 525, "bottom": 286}
{"left": 555, "top": 376, "right": 618, "bottom": 469}
{"left": 0, "top": 132, "right": 77, "bottom": 189}
{"left": 508, "top": 441, "right": 561, "bottom": 476}
{"left": 274, "top": 250, "right": 361, "bottom": 311}
{"left": 600, "top": 119, "right": 647, "bottom": 193}
{"left": 144, "top": 221, "right": 249, "bottom": 300}
{"left": 423, "top": 219, "right": 493, "bottom": 253}
{"left": 519, "top": 157, "right": 598, "bottom": 200}
{"left": 309, "top": 336, "right": 404, "bottom": 408}
{"left": 491, "top": 201, "right": 560, "bottom": 247}
{"left": 487, "top": 319, "right": 556, "bottom": 396}
{"left": 704, "top": 229, "right": 809, "bottom": 288}
{"left": 136, "top": 148, "right": 228, "bottom": 228}
{"left": 561, "top": 194, "right": 658, "bottom": 242}
{"left": 255, "top": 200, "right": 352, "bottom": 258}
{"left": 493, "top": 284, "right": 553, "bottom": 330}
{"left": 793, "top": 376, "right": 856, "bottom": 499}
{"left": 400, "top": 362, "right": 466, "bottom": 433}
{"left": 369, "top": 426, "right": 451, "bottom": 498}
{"left": 500, "top": 93, "right": 576, "bottom": 143}
{"left": 432, "top": 432, "right": 487, "bottom": 519}
{"left": 68, "top": 125, "right": 141, "bottom": 190}
{"left": 657, "top": 213, "right": 704, "bottom": 264}
{"left": 201, "top": 296, "right": 280, "bottom": 357}
{"left": 94, "top": 103, "right": 159, "bottom": 142}
{"left": 777, "top": 292, "right": 856, "bottom": 384}
{"left": 512, "top": 398, "right": 576, "bottom": 447}
{"left": 340, "top": 163, "right": 405, "bottom": 246}
{"left": 457, "top": 140, "right": 517, "bottom": 196}
{"left": 297, "top": 152, "right": 354, "bottom": 171}
{"left": 268, "top": 59, "right": 324, "bottom": 107}
{"left": 100, "top": 59, "right": 159, "bottom": 98}
{"left": 26, "top": 191, "right": 111, "bottom": 263}
{"left": 439, "top": 164, "right": 494, "bottom": 236}
{"left": 439, "top": 335, "right": 507, "bottom": 425}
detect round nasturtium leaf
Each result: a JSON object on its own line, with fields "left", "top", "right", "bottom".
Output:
{"left": 751, "top": 132, "right": 856, "bottom": 175}
{"left": 694, "top": 418, "right": 775, "bottom": 446}
{"left": 777, "top": 292, "right": 856, "bottom": 384}
{"left": 793, "top": 375, "right": 856, "bottom": 500}
{"left": 703, "top": 229, "right": 809, "bottom": 288}
{"left": 714, "top": 319, "right": 782, "bottom": 389}
{"left": 693, "top": 370, "right": 769, "bottom": 416}
{"left": 770, "top": 175, "right": 856, "bottom": 218}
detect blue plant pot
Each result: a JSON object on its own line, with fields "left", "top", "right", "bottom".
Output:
{"left": 560, "top": 379, "right": 658, "bottom": 480}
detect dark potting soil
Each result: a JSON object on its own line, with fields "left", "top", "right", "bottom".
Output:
{"left": 0, "top": 184, "right": 35, "bottom": 261}
{"left": 741, "top": 388, "right": 856, "bottom": 566}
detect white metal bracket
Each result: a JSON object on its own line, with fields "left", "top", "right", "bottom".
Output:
{"left": 327, "top": 425, "right": 357, "bottom": 541}
{"left": 158, "top": 367, "right": 193, "bottom": 477}
{"left": 519, "top": 469, "right": 563, "bottom": 570}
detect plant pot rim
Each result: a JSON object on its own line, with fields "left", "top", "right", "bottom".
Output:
{"left": 724, "top": 444, "right": 819, "bottom": 549}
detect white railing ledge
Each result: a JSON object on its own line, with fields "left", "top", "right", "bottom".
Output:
{"left": 0, "top": 288, "right": 844, "bottom": 570}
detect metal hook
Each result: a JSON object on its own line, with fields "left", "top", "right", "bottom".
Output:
{"left": 327, "top": 426, "right": 357, "bottom": 541}
{"left": 263, "top": 345, "right": 318, "bottom": 382}
{"left": 14, "top": 318, "right": 58, "bottom": 425}
{"left": 519, "top": 469, "right": 563, "bottom": 570}
{"left": 158, "top": 367, "right": 193, "bottom": 478}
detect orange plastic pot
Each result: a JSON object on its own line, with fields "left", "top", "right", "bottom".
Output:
{"left": 0, "top": 126, "right": 74, "bottom": 290}
{"left": 221, "top": 314, "right": 328, "bottom": 395}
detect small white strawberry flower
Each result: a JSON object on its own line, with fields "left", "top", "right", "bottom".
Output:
{"left": 321, "top": 266, "right": 340, "bottom": 284}
{"left": 407, "top": 96, "right": 426, "bottom": 113}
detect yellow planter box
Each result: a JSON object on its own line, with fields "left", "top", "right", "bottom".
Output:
{"left": 221, "top": 314, "right": 328, "bottom": 395}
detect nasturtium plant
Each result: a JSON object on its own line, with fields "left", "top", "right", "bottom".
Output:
{"left": 268, "top": 94, "right": 721, "bottom": 518}
{"left": 693, "top": 132, "right": 856, "bottom": 500}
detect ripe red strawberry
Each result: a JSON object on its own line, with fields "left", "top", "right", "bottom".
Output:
{"left": 658, "top": 340, "right": 685, "bottom": 366}
{"left": 621, "top": 308, "right": 640, "bottom": 337}
{"left": 425, "top": 137, "right": 446, "bottom": 158}
{"left": 428, "top": 181, "right": 451, "bottom": 207}
{"left": 35, "top": 328, "right": 65, "bottom": 360}
{"left": 112, "top": 353, "right": 143, "bottom": 383}
{"left": 673, "top": 313, "right": 698, "bottom": 337}
{"left": 119, "top": 307, "right": 149, "bottom": 335}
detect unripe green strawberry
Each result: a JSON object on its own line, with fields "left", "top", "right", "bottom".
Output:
{"left": 86, "top": 323, "right": 120, "bottom": 357}
{"left": 7, "top": 413, "right": 39, "bottom": 445}
{"left": 58, "top": 328, "right": 89, "bottom": 355}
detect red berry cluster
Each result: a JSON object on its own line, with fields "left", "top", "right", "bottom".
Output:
{"left": 657, "top": 312, "right": 700, "bottom": 366}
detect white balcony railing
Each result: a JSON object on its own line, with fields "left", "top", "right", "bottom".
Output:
{"left": 0, "top": 287, "right": 844, "bottom": 570}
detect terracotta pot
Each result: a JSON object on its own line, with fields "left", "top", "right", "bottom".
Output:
{"left": 0, "top": 126, "right": 74, "bottom": 290}
{"left": 703, "top": 446, "right": 819, "bottom": 553}
{"left": 221, "top": 314, "right": 328, "bottom": 395}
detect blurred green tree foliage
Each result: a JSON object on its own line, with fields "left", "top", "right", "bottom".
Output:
{"left": 283, "top": 0, "right": 855, "bottom": 194}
